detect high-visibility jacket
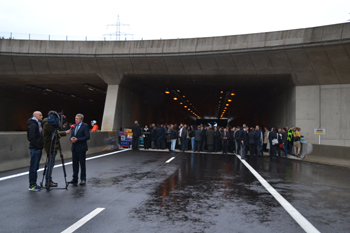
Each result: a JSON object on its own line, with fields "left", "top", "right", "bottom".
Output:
{"left": 91, "top": 124, "right": 99, "bottom": 131}
{"left": 287, "top": 129, "right": 293, "bottom": 142}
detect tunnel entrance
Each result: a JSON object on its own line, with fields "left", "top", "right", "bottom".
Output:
{"left": 119, "top": 74, "right": 295, "bottom": 128}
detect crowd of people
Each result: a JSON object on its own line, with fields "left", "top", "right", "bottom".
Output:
{"left": 133, "top": 122, "right": 303, "bottom": 160}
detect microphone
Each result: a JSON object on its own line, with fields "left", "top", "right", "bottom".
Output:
{"left": 70, "top": 125, "right": 75, "bottom": 129}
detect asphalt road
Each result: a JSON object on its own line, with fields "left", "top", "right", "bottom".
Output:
{"left": 0, "top": 149, "right": 349, "bottom": 233}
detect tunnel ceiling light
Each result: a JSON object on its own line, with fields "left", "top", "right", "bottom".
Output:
{"left": 71, "top": 95, "right": 76, "bottom": 97}
{"left": 187, "top": 100, "right": 189, "bottom": 102}
{"left": 90, "top": 99, "right": 93, "bottom": 102}
{"left": 165, "top": 90, "right": 170, "bottom": 94}
{"left": 183, "top": 95, "right": 185, "bottom": 98}
{"left": 177, "top": 90, "right": 180, "bottom": 92}
{"left": 226, "top": 104, "right": 229, "bottom": 106}
{"left": 88, "top": 88, "right": 94, "bottom": 91}
{"left": 184, "top": 105, "right": 187, "bottom": 108}
{"left": 173, "top": 97, "right": 178, "bottom": 100}
{"left": 225, "top": 107, "right": 227, "bottom": 109}
{"left": 46, "top": 88, "right": 52, "bottom": 92}
{"left": 180, "top": 102, "right": 183, "bottom": 105}
{"left": 231, "top": 93, "right": 235, "bottom": 96}
{"left": 188, "top": 108, "right": 190, "bottom": 111}
{"left": 220, "top": 97, "right": 222, "bottom": 99}
{"left": 220, "top": 91, "right": 223, "bottom": 93}
{"left": 228, "top": 99, "right": 232, "bottom": 102}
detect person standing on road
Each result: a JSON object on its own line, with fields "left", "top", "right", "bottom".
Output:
{"left": 132, "top": 121, "right": 141, "bottom": 150}
{"left": 221, "top": 128, "right": 229, "bottom": 154}
{"left": 27, "top": 111, "right": 44, "bottom": 191}
{"left": 42, "top": 111, "right": 71, "bottom": 188}
{"left": 69, "top": 113, "right": 90, "bottom": 185}
{"left": 239, "top": 125, "right": 248, "bottom": 160}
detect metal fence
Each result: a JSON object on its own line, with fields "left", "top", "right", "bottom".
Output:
{"left": 0, "top": 31, "right": 140, "bottom": 41}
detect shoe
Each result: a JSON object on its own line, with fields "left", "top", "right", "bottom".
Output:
{"left": 68, "top": 179, "right": 78, "bottom": 184}
{"left": 80, "top": 180, "right": 86, "bottom": 185}
{"left": 28, "top": 184, "right": 41, "bottom": 191}
{"left": 45, "top": 182, "right": 58, "bottom": 188}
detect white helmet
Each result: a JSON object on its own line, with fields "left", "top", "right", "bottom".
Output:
{"left": 91, "top": 120, "right": 97, "bottom": 126}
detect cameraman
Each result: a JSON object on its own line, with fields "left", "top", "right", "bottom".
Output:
{"left": 42, "top": 111, "right": 71, "bottom": 188}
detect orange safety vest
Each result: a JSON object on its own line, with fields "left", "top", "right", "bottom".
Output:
{"left": 91, "top": 124, "right": 99, "bottom": 131}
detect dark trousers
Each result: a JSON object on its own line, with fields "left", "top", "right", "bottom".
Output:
{"left": 207, "top": 144, "right": 213, "bottom": 152}
{"left": 222, "top": 141, "right": 228, "bottom": 154}
{"left": 249, "top": 143, "right": 256, "bottom": 156}
{"left": 132, "top": 137, "right": 139, "bottom": 150}
{"left": 181, "top": 138, "right": 188, "bottom": 151}
{"left": 201, "top": 140, "right": 206, "bottom": 151}
{"left": 29, "top": 149, "right": 42, "bottom": 186}
{"left": 229, "top": 141, "right": 235, "bottom": 153}
{"left": 214, "top": 139, "right": 219, "bottom": 152}
{"left": 166, "top": 141, "right": 171, "bottom": 151}
{"left": 144, "top": 137, "right": 150, "bottom": 149}
{"left": 195, "top": 140, "right": 202, "bottom": 152}
{"left": 157, "top": 136, "right": 164, "bottom": 149}
{"left": 270, "top": 145, "right": 277, "bottom": 157}
{"left": 72, "top": 150, "right": 86, "bottom": 181}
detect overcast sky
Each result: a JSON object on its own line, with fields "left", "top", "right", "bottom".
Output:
{"left": 1, "top": 0, "right": 349, "bottom": 40}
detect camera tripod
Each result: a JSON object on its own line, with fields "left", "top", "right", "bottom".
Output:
{"left": 40, "top": 129, "right": 69, "bottom": 191}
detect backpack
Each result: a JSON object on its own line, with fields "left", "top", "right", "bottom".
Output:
{"left": 48, "top": 111, "right": 60, "bottom": 128}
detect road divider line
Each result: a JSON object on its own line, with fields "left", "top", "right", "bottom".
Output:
{"left": 61, "top": 208, "right": 105, "bottom": 233}
{"left": 165, "top": 157, "right": 175, "bottom": 163}
{"left": 0, "top": 149, "right": 130, "bottom": 182}
{"left": 236, "top": 154, "right": 320, "bottom": 233}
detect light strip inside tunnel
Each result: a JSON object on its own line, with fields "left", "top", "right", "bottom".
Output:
{"left": 236, "top": 154, "right": 320, "bottom": 233}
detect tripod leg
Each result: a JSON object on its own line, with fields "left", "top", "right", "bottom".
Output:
{"left": 46, "top": 154, "right": 54, "bottom": 191}
{"left": 57, "top": 137, "right": 68, "bottom": 189}
{"left": 40, "top": 156, "right": 48, "bottom": 188}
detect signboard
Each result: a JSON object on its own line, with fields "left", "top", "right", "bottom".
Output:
{"left": 314, "top": 128, "right": 326, "bottom": 135}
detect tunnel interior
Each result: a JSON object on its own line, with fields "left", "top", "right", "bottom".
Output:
{"left": 119, "top": 74, "right": 295, "bottom": 128}
{"left": 0, "top": 72, "right": 295, "bottom": 131}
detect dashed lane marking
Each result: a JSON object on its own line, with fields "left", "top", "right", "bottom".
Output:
{"left": 61, "top": 208, "right": 105, "bottom": 233}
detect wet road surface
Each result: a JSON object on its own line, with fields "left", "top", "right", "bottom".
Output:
{"left": 0, "top": 149, "right": 349, "bottom": 233}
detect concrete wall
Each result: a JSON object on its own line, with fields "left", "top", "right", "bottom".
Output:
{"left": 266, "top": 87, "right": 296, "bottom": 129}
{"left": 114, "top": 85, "right": 142, "bottom": 136}
{"left": 296, "top": 84, "right": 350, "bottom": 146}
{"left": 0, "top": 131, "right": 115, "bottom": 172}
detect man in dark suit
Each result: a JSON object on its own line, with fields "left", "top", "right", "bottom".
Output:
{"left": 132, "top": 121, "right": 141, "bottom": 150}
{"left": 69, "top": 113, "right": 90, "bottom": 185}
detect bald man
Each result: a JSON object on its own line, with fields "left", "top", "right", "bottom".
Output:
{"left": 27, "top": 111, "right": 44, "bottom": 191}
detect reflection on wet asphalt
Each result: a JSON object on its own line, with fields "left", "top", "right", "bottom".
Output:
{"left": 132, "top": 154, "right": 307, "bottom": 233}
{"left": 1, "top": 150, "right": 350, "bottom": 233}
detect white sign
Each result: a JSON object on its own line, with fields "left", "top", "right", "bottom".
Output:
{"left": 314, "top": 128, "right": 326, "bottom": 135}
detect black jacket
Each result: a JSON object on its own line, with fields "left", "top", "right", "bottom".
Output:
{"left": 248, "top": 131, "right": 256, "bottom": 144}
{"left": 132, "top": 124, "right": 141, "bottom": 137}
{"left": 170, "top": 129, "right": 178, "bottom": 139}
{"left": 194, "top": 129, "right": 202, "bottom": 141}
{"left": 27, "top": 118, "right": 44, "bottom": 150}
{"left": 239, "top": 128, "right": 248, "bottom": 145}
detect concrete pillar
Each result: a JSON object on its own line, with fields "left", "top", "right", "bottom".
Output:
{"left": 101, "top": 85, "right": 119, "bottom": 131}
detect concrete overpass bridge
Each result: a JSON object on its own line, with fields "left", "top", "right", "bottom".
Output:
{"left": 1, "top": 22, "right": 350, "bottom": 146}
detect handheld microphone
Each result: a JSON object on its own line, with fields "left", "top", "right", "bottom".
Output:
{"left": 70, "top": 125, "right": 75, "bottom": 129}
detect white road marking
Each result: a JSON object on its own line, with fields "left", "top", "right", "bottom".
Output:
{"left": 165, "top": 157, "right": 175, "bottom": 163}
{"left": 61, "top": 208, "right": 105, "bottom": 233}
{"left": 236, "top": 154, "right": 320, "bottom": 233}
{"left": 0, "top": 149, "right": 130, "bottom": 182}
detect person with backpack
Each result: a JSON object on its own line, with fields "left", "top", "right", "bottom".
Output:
{"left": 42, "top": 111, "right": 71, "bottom": 188}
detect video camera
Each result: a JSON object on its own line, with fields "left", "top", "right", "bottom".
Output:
{"left": 47, "top": 110, "right": 66, "bottom": 130}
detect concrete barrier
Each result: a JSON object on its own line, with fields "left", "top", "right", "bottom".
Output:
{"left": 0, "top": 131, "right": 115, "bottom": 173}
{"left": 304, "top": 144, "right": 350, "bottom": 167}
